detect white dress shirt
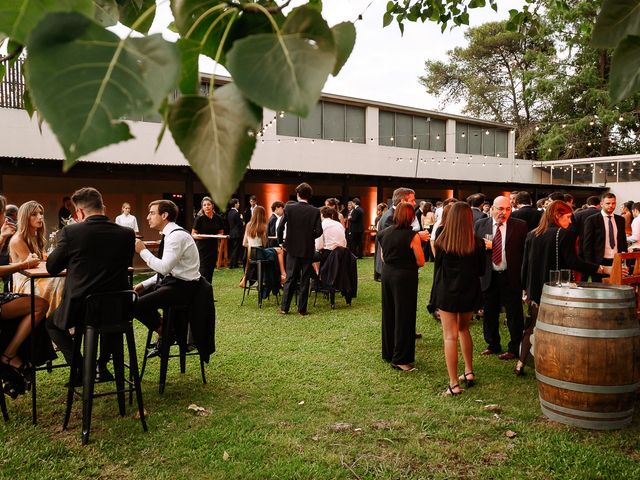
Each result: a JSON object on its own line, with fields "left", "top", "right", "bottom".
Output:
{"left": 602, "top": 210, "right": 619, "bottom": 259}
{"left": 316, "top": 218, "right": 347, "bottom": 251}
{"left": 628, "top": 215, "right": 640, "bottom": 245}
{"left": 115, "top": 213, "right": 139, "bottom": 232}
{"left": 140, "top": 222, "right": 201, "bottom": 289}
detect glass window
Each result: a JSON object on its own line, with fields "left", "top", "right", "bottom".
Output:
{"left": 467, "top": 125, "right": 482, "bottom": 155}
{"left": 482, "top": 128, "right": 496, "bottom": 156}
{"left": 300, "top": 102, "right": 322, "bottom": 139}
{"left": 412, "top": 116, "right": 429, "bottom": 149}
{"left": 573, "top": 164, "right": 595, "bottom": 185}
{"left": 429, "top": 119, "right": 446, "bottom": 152}
{"left": 456, "top": 123, "right": 468, "bottom": 154}
{"left": 323, "top": 102, "right": 345, "bottom": 142}
{"left": 395, "top": 113, "right": 413, "bottom": 148}
{"left": 379, "top": 111, "right": 394, "bottom": 146}
{"left": 496, "top": 130, "right": 508, "bottom": 157}
{"left": 277, "top": 111, "right": 300, "bottom": 137}
{"left": 551, "top": 165, "right": 571, "bottom": 184}
{"left": 618, "top": 161, "right": 640, "bottom": 182}
{"left": 346, "top": 106, "right": 365, "bottom": 143}
{"left": 593, "top": 162, "right": 618, "bottom": 184}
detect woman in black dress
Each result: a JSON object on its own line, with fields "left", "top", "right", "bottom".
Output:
{"left": 431, "top": 202, "right": 485, "bottom": 396}
{"left": 378, "top": 202, "right": 425, "bottom": 372}
{"left": 516, "top": 200, "right": 612, "bottom": 375}
{"left": 191, "top": 197, "right": 224, "bottom": 283}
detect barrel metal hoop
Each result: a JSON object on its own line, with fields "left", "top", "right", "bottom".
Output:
{"left": 535, "top": 321, "right": 640, "bottom": 339}
{"left": 541, "top": 297, "right": 635, "bottom": 309}
{"left": 540, "top": 404, "right": 632, "bottom": 430}
{"left": 535, "top": 371, "right": 640, "bottom": 394}
{"left": 539, "top": 397, "right": 634, "bottom": 419}
{"left": 542, "top": 283, "right": 636, "bottom": 300}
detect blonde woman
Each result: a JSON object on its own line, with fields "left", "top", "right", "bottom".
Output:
{"left": 10, "top": 201, "right": 65, "bottom": 318}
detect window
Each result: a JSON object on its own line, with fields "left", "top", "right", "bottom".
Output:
{"left": 573, "top": 164, "right": 594, "bottom": 185}
{"left": 276, "top": 101, "right": 366, "bottom": 143}
{"left": 379, "top": 111, "right": 394, "bottom": 146}
{"left": 457, "top": 122, "right": 510, "bottom": 157}
{"left": 618, "top": 161, "right": 640, "bottom": 182}
{"left": 456, "top": 123, "right": 468, "bottom": 154}
{"left": 379, "top": 111, "right": 445, "bottom": 151}
{"left": 429, "top": 119, "right": 445, "bottom": 151}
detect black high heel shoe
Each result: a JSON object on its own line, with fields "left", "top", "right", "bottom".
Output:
{"left": 0, "top": 355, "right": 32, "bottom": 392}
{"left": 458, "top": 371, "right": 476, "bottom": 387}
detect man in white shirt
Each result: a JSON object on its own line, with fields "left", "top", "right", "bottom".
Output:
{"left": 627, "top": 202, "right": 640, "bottom": 247}
{"left": 134, "top": 199, "right": 201, "bottom": 354}
{"left": 114, "top": 202, "right": 139, "bottom": 233}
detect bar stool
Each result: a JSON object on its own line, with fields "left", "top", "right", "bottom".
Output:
{"left": 63, "top": 290, "right": 147, "bottom": 445}
{"left": 140, "top": 305, "right": 206, "bottom": 394}
{"left": 241, "top": 247, "right": 279, "bottom": 308}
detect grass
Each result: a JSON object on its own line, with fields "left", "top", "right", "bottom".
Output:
{"left": 1, "top": 257, "right": 639, "bottom": 479}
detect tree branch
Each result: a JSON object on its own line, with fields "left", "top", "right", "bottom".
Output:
{"left": 220, "top": 0, "right": 293, "bottom": 14}
{"left": 0, "top": 45, "right": 24, "bottom": 64}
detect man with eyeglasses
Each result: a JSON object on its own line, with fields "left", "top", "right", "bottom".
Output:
{"left": 474, "top": 196, "right": 528, "bottom": 361}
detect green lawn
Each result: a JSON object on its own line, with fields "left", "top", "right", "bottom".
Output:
{"left": 1, "top": 258, "right": 638, "bottom": 479}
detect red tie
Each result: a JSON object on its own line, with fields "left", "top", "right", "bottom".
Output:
{"left": 492, "top": 224, "right": 502, "bottom": 266}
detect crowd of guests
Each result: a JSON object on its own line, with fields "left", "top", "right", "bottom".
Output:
{"left": 1, "top": 183, "right": 636, "bottom": 403}
{"left": 375, "top": 187, "right": 636, "bottom": 396}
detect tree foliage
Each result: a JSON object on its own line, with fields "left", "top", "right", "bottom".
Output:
{"left": 0, "top": 1, "right": 356, "bottom": 205}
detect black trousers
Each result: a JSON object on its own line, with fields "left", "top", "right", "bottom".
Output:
{"left": 228, "top": 237, "right": 242, "bottom": 268}
{"left": 482, "top": 270, "right": 524, "bottom": 355}
{"left": 135, "top": 277, "right": 199, "bottom": 332}
{"left": 280, "top": 255, "right": 314, "bottom": 313}
{"left": 590, "top": 257, "right": 613, "bottom": 283}
{"left": 46, "top": 318, "right": 113, "bottom": 369}
{"left": 381, "top": 264, "right": 417, "bottom": 365}
{"left": 348, "top": 231, "right": 363, "bottom": 258}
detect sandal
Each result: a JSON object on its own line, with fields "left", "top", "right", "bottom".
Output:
{"left": 514, "top": 362, "right": 525, "bottom": 377}
{"left": 458, "top": 371, "right": 476, "bottom": 387}
{"left": 442, "top": 383, "right": 464, "bottom": 397}
{"left": 0, "top": 355, "right": 30, "bottom": 398}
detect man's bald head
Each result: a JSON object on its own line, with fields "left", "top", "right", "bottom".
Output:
{"left": 491, "top": 196, "right": 512, "bottom": 224}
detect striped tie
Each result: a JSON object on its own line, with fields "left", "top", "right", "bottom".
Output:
{"left": 492, "top": 223, "right": 502, "bottom": 266}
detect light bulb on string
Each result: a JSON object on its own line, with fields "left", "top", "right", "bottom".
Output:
{"left": 485, "top": 130, "right": 490, "bottom": 135}
{"left": 279, "top": 111, "right": 284, "bottom": 118}
{"left": 390, "top": 136, "right": 394, "bottom": 142}
{"left": 436, "top": 134, "right": 440, "bottom": 140}
{"left": 461, "top": 132, "right": 466, "bottom": 138}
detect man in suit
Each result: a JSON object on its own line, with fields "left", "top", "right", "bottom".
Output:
{"left": 46, "top": 187, "right": 135, "bottom": 374}
{"left": 583, "top": 193, "right": 627, "bottom": 282}
{"left": 572, "top": 196, "right": 601, "bottom": 252}
{"left": 277, "top": 183, "right": 323, "bottom": 315}
{"left": 244, "top": 195, "right": 257, "bottom": 225}
{"left": 467, "top": 193, "right": 487, "bottom": 224}
{"left": 474, "top": 196, "right": 528, "bottom": 360}
{"left": 133, "top": 199, "right": 201, "bottom": 355}
{"left": 227, "top": 198, "right": 243, "bottom": 268}
{"left": 267, "top": 201, "right": 284, "bottom": 247}
{"left": 511, "top": 191, "right": 542, "bottom": 232}
{"left": 347, "top": 197, "right": 364, "bottom": 259}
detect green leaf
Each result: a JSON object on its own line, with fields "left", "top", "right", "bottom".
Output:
{"left": 226, "top": 5, "right": 336, "bottom": 117}
{"left": 172, "top": 0, "right": 239, "bottom": 65}
{"left": 176, "top": 37, "right": 201, "bottom": 95}
{"left": 383, "top": 12, "right": 393, "bottom": 27}
{"left": 609, "top": 35, "right": 640, "bottom": 103}
{"left": 116, "top": 0, "right": 155, "bottom": 34}
{"left": 331, "top": 22, "right": 355, "bottom": 76}
{"left": 93, "top": 0, "right": 119, "bottom": 27}
{"left": 23, "top": 87, "right": 34, "bottom": 118}
{"left": 592, "top": 0, "right": 640, "bottom": 48}
{"left": 26, "top": 12, "right": 180, "bottom": 168}
{"left": 0, "top": 0, "right": 92, "bottom": 44}
{"left": 167, "top": 84, "right": 262, "bottom": 206}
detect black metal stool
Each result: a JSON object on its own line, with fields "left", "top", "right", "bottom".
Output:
{"left": 63, "top": 290, "right": 147, "bottom": 445}
{"left": 140, "top": 305, "right": 206, "bottom": 394}
{"left": 241, "top": 247, "right": 278, "bottom": 308}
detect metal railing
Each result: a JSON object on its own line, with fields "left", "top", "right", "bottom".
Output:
{"left": 0, "top": 59, "right": 25, "bottom": 110}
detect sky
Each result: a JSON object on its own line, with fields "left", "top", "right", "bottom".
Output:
{"left": 146, "top": 0, "right": 521, "bottom": 114}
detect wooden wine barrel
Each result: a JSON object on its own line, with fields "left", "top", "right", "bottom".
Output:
{"left": 535, "top": 282, "right": 640, "bottom": 430}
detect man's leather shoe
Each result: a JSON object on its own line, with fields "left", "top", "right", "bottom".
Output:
{"left": 95, "top": 365, "right": 114, "bottom": 383}
{"left": 498, "top": 352, "right": 517, "bottom": 360}
{"left": 298, "top": 310, "right": 308, "bottom": 316}
{"left": 480, "top": 348, "right": 496, "bottom": 356}
{"left": 415, "top": 333, "right": 423, "bottom": 339}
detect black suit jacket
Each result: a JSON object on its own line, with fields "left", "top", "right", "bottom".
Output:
{"left": 277, "top": 201, "right": 322, "bottom": 259}
{"left": 511, "top": 205, "right": 542, "bottom": 232}
{"left": 267, "top": 214, "right": 278, "bottom": 247}
{"left": 348, "top": 206, "right": 364, "bottom": 234}
{"left": 471, "top": 207, "right": 487, "bottom": 224}
{"left": 571, "top": 207, "right": 601, "bottom": 257}
{"left": 582, "top": 212, "right": 627, "bottom": 264}
{"left": 46, "top": 215, "right": 135, "bottom": 330}
{"left": 227, "top": 208, "right": 243, "bottom": 239}
{"left": 474, "top": 216, "right": 528, "bottom": 292}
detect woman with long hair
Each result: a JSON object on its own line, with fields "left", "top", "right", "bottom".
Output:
{"left": 191, "top": 196, "right": 224, "bottom": 283}
{"left": 431, "top": 202, "right": 485, "bottom": 396}
{"left": 0, "top": 195, "right": 48, "bottom": 399}
{"left": 10, "top": 200, "right": 65, "bottom": 318}
{"left": 240, "top": 206, "right": 286, "bottom": 295}
{"left": 517, "top": 200, "right": 612, "bottom": 375}
{"left": 377, "top": 202, "right": 425, "bottom": 372}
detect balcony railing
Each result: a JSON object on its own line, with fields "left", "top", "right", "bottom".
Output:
{"left": 0, "top": 59, "right": 25, "bottom": 110}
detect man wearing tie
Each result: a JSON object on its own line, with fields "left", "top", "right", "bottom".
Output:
{"left": 474, "top": 196, "right": 528, "bottom": 360}
{"left": 133, "top": 200, "right": 201, "bottom": 355}
{"left": 583, "top": 193, "right": 627, "bottom": 282}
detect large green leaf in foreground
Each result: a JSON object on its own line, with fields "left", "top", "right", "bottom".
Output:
{"left": 168, "top": 84, "right": 262, "bottom": 205}
{"left": 26, "top": 12, "right": 179, "bottom": 168}
{"left": 226, "top": 5, "right": 337, "bottom": 117}
{"left": 610, "top": 35, "right": 640, "bottom": 104}
{"left": 591, "top": 0, "right": 640, "bottom": 48}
